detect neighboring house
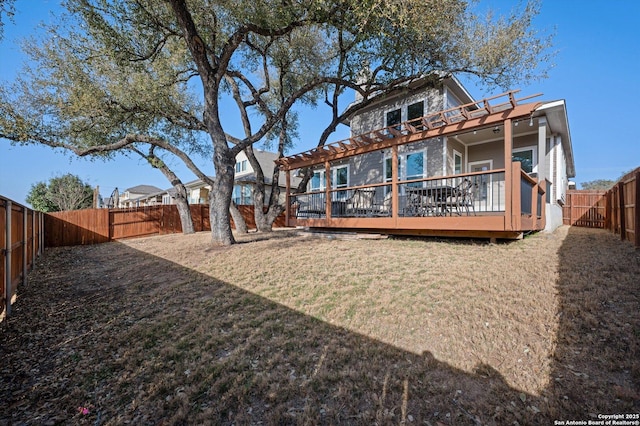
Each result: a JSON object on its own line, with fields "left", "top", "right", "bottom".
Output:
{"left": 277, "top": 76, "right": 575, "bottom": 240}
{"left": 172, "top": 150, "right": 298, "bottom": 206}
{"left": 233, "top": 149, "right": 298, "bottom": 206}
{"left": 119, "top": 185, "right": 164, "bottom": 208}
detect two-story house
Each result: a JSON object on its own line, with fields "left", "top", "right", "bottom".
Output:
{"left": 166, "top": 149, "right": 296, "bottom": 207}
{"left": 278, "top": 76, "right": 575, "bottom": 240}
{"left": 118, "top": 185, "right": 164, "bottom": 208}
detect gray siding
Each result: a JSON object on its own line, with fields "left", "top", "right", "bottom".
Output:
{"left": 350, "top": 88, "right": 445, "bottom": 136}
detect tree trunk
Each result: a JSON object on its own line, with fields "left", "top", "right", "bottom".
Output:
{"left": 229, "top": 201, "right": 248, "bottom": 233}
{"left": 173, "top": 186, "right": 195, "bottom": 234}
{"left": 138, "top": 148, "right": 195, "bottom": 235}
{"left": 208, "top": 145, "right": 236, "bottom": 245}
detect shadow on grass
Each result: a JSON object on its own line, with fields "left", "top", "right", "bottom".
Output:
{"left": 1, "top": 226, "right": 638, "bottom": 424}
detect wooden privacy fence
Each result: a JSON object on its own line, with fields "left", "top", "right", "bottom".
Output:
{"left": 1, "top": 195, "right": 45, "bottom": 319}
{"left": 45, "top": 204, "right": 288, "bottom": 247}
{"left": 563, "top": 167, "right": 640, "bottom": 247}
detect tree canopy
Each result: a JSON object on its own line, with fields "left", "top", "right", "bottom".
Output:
{"left": 26, "top": 173, "right": 94, "bottom": 212}
{"left": 0, "top": 0, "right": 554, "bottom": 245}
{"left": 0, "top": 0, "right": 15, "bottom": 40}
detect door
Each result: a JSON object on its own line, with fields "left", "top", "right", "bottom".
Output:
{"left": 468, "top": 160, "right": 493, "bottom": 210}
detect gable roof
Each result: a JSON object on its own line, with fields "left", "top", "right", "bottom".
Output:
{"left": 125, "top": 184, "right": 163, "bottom": 194}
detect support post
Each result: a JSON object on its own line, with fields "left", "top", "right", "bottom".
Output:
{"left": 391, "top": 145, "right": 399, "bottom": 221}
{"left": 285, "top": 170, "right": 291, "bottom": 227}
{"left": 22, "top": 205, "right": 27, "bottom": 286}
{"left": 31, "top": 209, "right": 36, "bottom": 270}
{"left": 5, "top": 200, "right": 12, "bottom": 317}
{"left": 511, "top": 161, "right": 522, "bottom": 231}
{"left": 39, "top": 212, "right": 44, "bottom": 254}
{"left": 635, "top": 171, "right": 640, "bottom": 247}
{"left": 325, "top": 161, "right": 331, "bottom": 220}
{"left": 537, "top": 117, "right": 547, "bottom": 188}
{"left": 503, "top": 119, "right": 513, "bottom": 231}
{"left": 618, "top": 181, "right": 626, "bottom": 241}
{"left": 531, "top": 180, "right": 538, "bottom": 230}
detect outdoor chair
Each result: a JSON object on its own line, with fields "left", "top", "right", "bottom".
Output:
{"left": 345, "top": 188, "right": 377, "bottom": 217}
{"left": 295, "top": 193, "right": 326, "bottom": 218}
{"left": 372, "top": 191, "right": 392, "bottom": 217}
{"left": 449, "top": 178, "right": 476, "bottom": 216}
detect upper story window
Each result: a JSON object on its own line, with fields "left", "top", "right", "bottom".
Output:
{"left": 407, "top": 101, "right": 424, "bottom": 121}
{"left": 385, "top": 100, "right": 425, "bottom": 130}
{"left": 235, "top": 159, "right": 248, "bottom": 173}
{"left": 386, "top": 109, "right": 401, "bottom": 130}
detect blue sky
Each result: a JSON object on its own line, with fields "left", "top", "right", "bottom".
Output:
{"left": 1, "top": 0, "right": 639, "bottom": 206}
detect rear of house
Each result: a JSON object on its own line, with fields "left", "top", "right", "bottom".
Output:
{"left": 278, "top": 77, "right": 575, "bottom": 239}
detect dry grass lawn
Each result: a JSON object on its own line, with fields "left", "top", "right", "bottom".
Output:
{"left": 1, "top": 226, "right": 638, "bottom": 425}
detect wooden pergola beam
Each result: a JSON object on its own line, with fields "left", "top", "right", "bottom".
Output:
{"left": 277, "top": 101, "right": 542, "bottom": 170}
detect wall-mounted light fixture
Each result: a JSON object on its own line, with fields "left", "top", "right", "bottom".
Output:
{"left": 493, "top": 126, "right": 500, "bottom": 134}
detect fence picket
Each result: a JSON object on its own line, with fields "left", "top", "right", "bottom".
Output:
{"left": 563, "top": 166, "right": 639, "bottom": 247}
{"left": 44, "top": 204, "right": 288, "bottom": 247}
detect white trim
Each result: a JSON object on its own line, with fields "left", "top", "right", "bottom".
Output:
{"left": 442, "top": 138, "right": 448, "bottom": 176}
{"left": 401, "top": 149, "right": 426, "bottom": 181}
{"left": 382, "top": 99, "right": 427, "bottom": 128}
{"left": 331, "top": 163, "right": 350, "bottom": 189}
{"left": 467, "top": 160, "right": 494, "bottom": 209}
{"left": 453, "top": 149, "right": 463, "bottom": 175}
{"left": 467, "top": 159, "right": 493, "bottom": 173}
{"left": 383, "top": 106, "right": 402, "bottom": 129}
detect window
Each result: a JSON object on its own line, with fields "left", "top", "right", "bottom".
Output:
{"left": 232, "top": 184, "right": 252, "bottom": 205}
{"left": 407, "top": 101, "right": 424, "bottom": 121}
{"left": 453, "top": 150, "right": 463, "bottom": 175}
{"left": 309, "top": 165, "right": 349, "bottom": 192}
{"left": 310, "top": 170, "right": 325, "bottom": 192}
{"left": 235, "top": 159, "right": 248, "bottom": 173}
{"left": 334, "top": 165, "right": 348, "bottom": 188}
{"left": 405, "top": 152, "right": 424, "bottom": 181}
{"left": 394, "top": 150, "right": 426, "bottom": 189}
{"left": 512, "top": 147, "right": 537, "bottom": 174}
{"left": 386, "top": 109, "right": 401, "bottom": 129}
{"left": 384, "top": 157, "right": 393, "bottom": 183}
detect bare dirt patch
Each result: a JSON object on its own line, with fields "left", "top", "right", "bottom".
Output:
{"left": 1, "top": 226, "right": 638, "bottom": 424}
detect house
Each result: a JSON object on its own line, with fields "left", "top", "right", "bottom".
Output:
{"left": 119, "top": 185, "right": 164, "bottom": 208}
{"left": 164, "top": 150, "right": 297, "bottom": 206}
{"left": 277, "top": 76, "right": 575, "bottom": 240}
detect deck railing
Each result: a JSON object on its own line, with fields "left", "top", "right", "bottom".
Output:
{"left": 291, "top": 170, "right": 507, "bottom": 220}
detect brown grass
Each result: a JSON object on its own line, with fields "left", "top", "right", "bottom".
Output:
{"left": 1, "top": 226, "right": 638, "bottom": 425}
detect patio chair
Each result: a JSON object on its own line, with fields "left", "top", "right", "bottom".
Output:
{"left": 450, "top": 179, "right": 476, "bottom": 216}
{"left": 372, "top": 191, "right": 392, "bottom": 217}
{"left": 346, "top": 188, "right": 376, "bottom": 217}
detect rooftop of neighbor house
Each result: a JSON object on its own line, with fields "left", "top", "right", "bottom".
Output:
{"left": 125, "top": 185, "right": 164, "bottom": 194}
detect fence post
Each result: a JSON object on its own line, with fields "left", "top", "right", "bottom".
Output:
{"left": 22, "top": 205, "right": 28, "bottom": 286}
{"left": 635, "top": 170, "right": 640, "bottom": 247}
{"left": 31, "top": 210, "right": 36, "bottom": 270}
{"left": 618, "top": 181, "right": 626, "bottom": 241}
{"left": 4, "top": 199, "right": 12, "bottom": 317}
{"left": 39, "top": 212, "right": 44, "bottom": 255}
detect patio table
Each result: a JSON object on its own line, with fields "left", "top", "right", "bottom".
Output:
{"left": 406, "top": 185, "right": 457, "bottom": 216}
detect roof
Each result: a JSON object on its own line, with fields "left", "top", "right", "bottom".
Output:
{"left": 125, "top": 184, "right": 164, "bottom": 194}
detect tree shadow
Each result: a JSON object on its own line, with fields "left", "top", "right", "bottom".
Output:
{"left": 0, "top": 226, "right": 638, "bottom": 424}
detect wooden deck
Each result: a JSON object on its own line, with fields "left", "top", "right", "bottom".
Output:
{"left": 287, "top": 163, "right": 546, "bottom": 240}
{"left": 279, "top": 91, "right": 549, "bottom": 240}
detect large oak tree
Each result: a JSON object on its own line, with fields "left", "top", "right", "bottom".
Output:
{"left": 0, "top": 0, "right": 552, "bottom": 245}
